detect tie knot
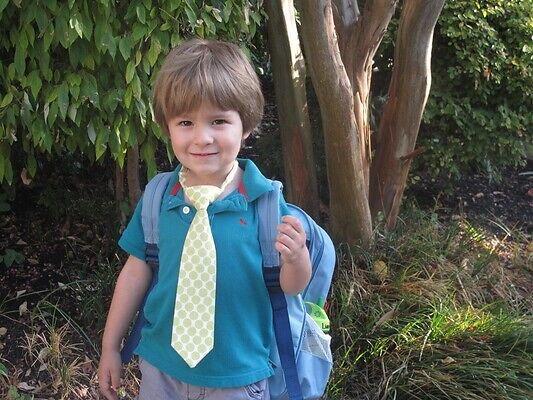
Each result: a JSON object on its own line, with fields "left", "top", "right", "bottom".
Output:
{"left": 184, "top": 186, "right": 221, "bottom": 210}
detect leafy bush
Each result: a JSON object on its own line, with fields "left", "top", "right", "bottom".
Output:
{"left": 419, "top": 0, "right": 533, "bottom": 178}
{"left": 0, "top": 0, "right": 265, "bottom": 185}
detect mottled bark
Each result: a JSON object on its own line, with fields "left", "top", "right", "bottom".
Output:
{"left": 370, "top": 0, "right": 445, "bottom": 228}
{"left": 298, "top": 0, "right": 372, "bottom": 248}
{"left": 266, "top": 0, "right": 320, "bottom": 219}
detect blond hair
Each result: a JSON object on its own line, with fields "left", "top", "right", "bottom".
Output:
{"left": 153, "top": 38, "right": 264, "bottom": 135}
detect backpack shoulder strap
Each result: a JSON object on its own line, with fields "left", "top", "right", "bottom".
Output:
{"left": 141, "top": 172, "right": 173, "bottom": 264}
{"left": 257, "top": 179, "right": 282, "bottom": 268}
{"left": 120, "top": 171, "right": 172, "bottom": 364}
{"left": 258, "top": 180, "right": 303, "bottom": 400}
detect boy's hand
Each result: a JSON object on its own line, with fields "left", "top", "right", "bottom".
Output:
{"left": 98, "top": 349, "right": 123, "bottom": 400}
{"left": 275, "top": 215, "right": 307, "bottom": 263}
{"left": 276, "top": 216, "right": 312, "bottom": 294}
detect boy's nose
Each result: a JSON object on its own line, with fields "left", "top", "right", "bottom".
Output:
{"left": 192, "top": 126, "right": 214, "bottom": 145}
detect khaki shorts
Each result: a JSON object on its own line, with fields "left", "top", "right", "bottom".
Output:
{"left": 137, "top": 358, "right": 270, "bottom": 400}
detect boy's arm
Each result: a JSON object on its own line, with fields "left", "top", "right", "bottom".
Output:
{"left": 276, "top": 215, "right": 312, "bottom": 295}
{"left": 98, "top": 255, "right": 152, "bottom": 400}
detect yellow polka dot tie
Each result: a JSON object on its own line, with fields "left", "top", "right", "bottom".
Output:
{"left": 172, "top": 161, "right": 238, "bottom": 368}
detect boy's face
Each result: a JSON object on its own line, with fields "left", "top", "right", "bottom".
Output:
{"left": 167, "top": 102, "right": 250, "bottom": 186}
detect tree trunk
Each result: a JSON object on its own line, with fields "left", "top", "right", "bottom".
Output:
{"left": 298, "top": 0, "right": 372, "bottom": 248}
{"left": 333, "top": 0, "right": 397, "bottom": 194}
{"left": 265, "top": 0, "right": 320, "bottom": 219}
{"left": 370, "top": 0, "right": 445, "bottom": 228}
{"left": 127, "top": 144, "right": 141, "bottom": 206}
{"left": 351, "top": 0, "right": 398, "bottom": 193}
{"left": 115, "top": 162, "right": 127, "bottom": 228}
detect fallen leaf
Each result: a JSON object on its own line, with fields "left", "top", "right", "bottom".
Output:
{"left": 25, "top": 368, "right": 31, "bottom": 377}
{"left": 19, "top": 301, "right": 28, "bottom": 316}
{"left": 372, "top": 260, "right": 389, "bottom": 282}
{"left": 38, "top": 364, "right": 47, "bottom": 372}
{"left": 0, "top": 327, "right": 7, "bottom": 336}
{"left": 442, "top": 356, "right": 456, "bottom": 365}
{"left": 371, "top": 305, "right": 398, "bottom": 333}
{"left": 38, "top": 347, "right": 50, "bottom": 362}
{"left": 474, "top": 192, "right": 484, "bottom": 198}
{"left": 76, "top": 387, "right": 89, "bottom": 397}
{"left": 17, "top": 382, "right": 35, "bottom": 391}
{"left": 58, "top": 282, "right": 66, "bottom": 290}
{"left": 16, "top": 290, "right": 27, "bottom": 298}
{"left": 27, "top": 258, "right": 39, "bottom": 265}
{"left": 16, "top": 239, "right": 27, "bottom": 245}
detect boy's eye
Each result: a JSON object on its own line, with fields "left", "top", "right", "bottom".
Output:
{"left": 177, "top": 120, "right": 192, "bottom": 127}
{"left": 212, "top": 119, "right": 228, "bottom": 125}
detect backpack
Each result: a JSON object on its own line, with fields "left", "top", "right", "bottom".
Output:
{"left": 120, "top": 172, "right": 336, "bottom": 400}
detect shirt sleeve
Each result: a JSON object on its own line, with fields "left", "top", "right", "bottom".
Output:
{"left": 118, "top": 196, "right": 146, "bottom": 261}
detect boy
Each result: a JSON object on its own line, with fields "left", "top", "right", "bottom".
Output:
{"left": 97, "top": 38, "right": 311, "bottom": 400}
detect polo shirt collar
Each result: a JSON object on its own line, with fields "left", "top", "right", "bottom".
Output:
{"left": 237, "top": 159, "right": 274, "bottom": 202}
{"left": 162, "top": 158, "right": 273, "bottom": 211}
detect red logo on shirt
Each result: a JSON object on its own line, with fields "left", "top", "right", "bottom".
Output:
{"left": 239, "top": 218, "right": 247, "bottom": 226}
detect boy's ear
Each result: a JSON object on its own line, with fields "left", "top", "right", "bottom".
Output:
{"left": 242, "top": 130, "right": 251, "bottom": 140}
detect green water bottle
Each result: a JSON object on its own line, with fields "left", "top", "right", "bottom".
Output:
{"left": 305, "top": 297, "right": 330, "bottom": 333}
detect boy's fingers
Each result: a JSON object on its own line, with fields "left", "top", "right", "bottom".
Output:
{"left": 281, "top": 215, "right": 304, "bottom": 232}
{"left": 110, "top": 370, "right": 122, "bottom": 393}
{"left": 99, "top": 373, "right": 117, "bottom": 400}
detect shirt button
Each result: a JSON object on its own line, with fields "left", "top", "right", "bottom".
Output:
{"left": 182, "top": 206, "right": 190, "bottom": 215}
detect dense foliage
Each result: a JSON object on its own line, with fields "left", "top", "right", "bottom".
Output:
{"left": 0, "top": 0, "right": 265, "bottom": 184}
{"left": 419, "top": 0, "right": 533, "bottom": 177}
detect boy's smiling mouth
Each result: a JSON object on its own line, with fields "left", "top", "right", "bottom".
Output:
{"left": 190, "top": 152, "right": 218, "bottom": 157}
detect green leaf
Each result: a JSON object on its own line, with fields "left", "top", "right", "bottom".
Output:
{"left": 119, "top": 36, "right": 133, "bottom": 61}
{"left": 28, "top": 71, "right": 42, "bottom": 99}
{"left": 0, "top": 0, "right": 10, "bottom": 15}
{"left": 27, "top": 153, "right": 37, "bottom": 177}
{"left": 185, "top": 5, "right": 197, "bottom": 27}
{"left": 131, "top": 74, "right": 141, "bottom": 99}
{"left": 68, "top": 105, "right": 77, "bottom": 123}
{"left": 95, "top": 124, "right": 109, "bottom": 160}
{"left": 3, "top": 249, "right": 24, "bottom": 267}
{"left": 125, "top": 61, "right": 135, "bottom": 84}
{"left": 14, "top": 44, "right": 26, "bottom": 76}
{"left": 141, "top": 137, "right": 156, "bottom": 178}
{"left": 147, "top": 38, "right": 161, "bottom": 67}
{"left": 57, "top": 83, "right": 69, "bottom": 121}
{"left": 124, "top": 86, "right": 133, "bottom": 110}
{"left": 47, "top": 101, "right": 58, "bottom": 126}
{"left": 69, "top": 10, "right": 84, "bottom": 38}
{"left": 87, "top": 121, "right": 96, "bottom": 144}
{"left": 109, "top": 125, "right": 120, "bottom": 155}
{"left": 0, "top": 92, "right": 13, "bottom": 108}
{"left": 136, "top": 4, "right": 146, "bottom": 24}
{"left": 132, "top": 22, "right": 146, "bottom": 41}
{"left": 25, "top": 23, "right": 35, "bottom": 47}
{"left": 55, "top": 13, "right": 71, "bottom": 48}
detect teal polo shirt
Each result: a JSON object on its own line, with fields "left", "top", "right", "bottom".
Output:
{"left": 118, "top": 159, "right": 289, "bottom": 388}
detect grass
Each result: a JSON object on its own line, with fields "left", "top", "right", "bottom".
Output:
{"left": 1, "top": 202, "right": 531, "bottom": 399}
{"left": 326, "top": 205, "right": 532, "bottom": 400}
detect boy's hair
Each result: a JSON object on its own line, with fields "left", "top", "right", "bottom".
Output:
{"left": 153, "top": 38, "right": 264, "bottom": 136}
